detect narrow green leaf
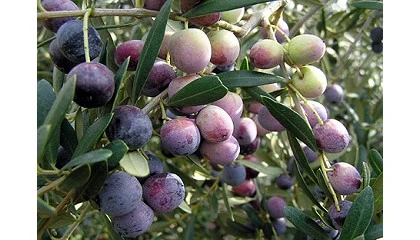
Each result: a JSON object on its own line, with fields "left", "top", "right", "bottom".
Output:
{"left": 75, "top": 161, "right": 109, "bottom": 203}
{"left": 351, "top": 1, "right": 383, "bottom": 10}
{"left": 315, "top": 169, "right": 335, "bottom": 204}
{"left": 237, "top": 160, "right": 282, "bottom": 176}
{"left": 183, "top": 215, "right": 195, "bottom": 240}
{"left": 240, "top": 57, "right": 250, "bottom": 71}
{"left": 37, "top": 197, "right": 57, "bottom": 218}
{"left": 100, "top": 57, "right": 130, "bottom": 115}
{"left": 61, "top": 149, "right": 112, "bottom": 170}
{"left": 261, "top": 96, "right": 318, "bottom": 151}
{"left": 186, "top": 154, "right": 211, "bottom": 176}
{"left": 148, "top": 221, "right": 171, "bottom": 233}
{"left": 44, "top": 126, "right": 61, "bottom": 167}
{"left": 243, "top": 204, "right": 263, "bottom": 228}
{"left": 183, "top": 0, "right": 277, "bottom": 18}
{"left": 287, "top": 131, "right": 318, "bottom": 184}
{"left": 100, "top": 212, "right": 125, "bottom": 240}
{"left": 311, "top": 206, "right": 334, "bottom": 230}
{"left": 119, "top": 151, "right": 150, "bottom": 177}
{"left": 48, "top": 212, "right": 76, "bottom": 229}
{"left": 243, "top": 85, "right": 275, "bottom": 105}
{"left": 222, "top": 183, "right": 234, "bottom": 221}
{"left": 39, "top": 77, "right": 76, "bottom": 166}
{"left": 166, "top": 162, "right": 202, "bottom": 189}
{"left": 362, "top": 162, "right": 371, "bottom": 189}
{"left": 368, "top": 149, "right": 383, "bottom": 175}
{"left": 98, "top": 38, "right": 109, "bottom": 66}
{"left": 59, "top": 165, "right": 91, "bottom": 192}
{"left": 226, "top": 219, "right": 257, "bottom": 238}
{"left": 60, "top": 120, "right": 78, "bottom": 156}
{"left": 104, "top": 140, "right": 129, "bottom": 170}
{"left": 166, "top": 75, "right": 228, "bottom": 107}
{"left": 216, "top": 70, "right": 282, "bottom": 88}
{"left": 72, "top": 113, "right": 113, "bottom": 158}
{"left": 210, "top": 192, "right": 219, "bottom": 216}
{"left": 371, "top": 173, "right": 383, "bottom": 214}
{"left": 37, "top": 79, "right": 56, "bottom": 127}
{"left": 340, "top": 187, "right": 374, "bottom": 240}
{"left": 131, "top": 0, "right": 173, "bottom": 102}
{"left": 365, "top": 223, "right": 383, "bottom": 240}
{"left": 43, "top": 75, "right": 76, "bottom": 135}
{"left": 75, "top": 108, "right": 84, "bottom": 141}
{"left": 293, "top": 160, "right": 328, "bottom": 213}
{"left": 37, "top": 124, "right": 51, "bottom": 163}
{"left": 284, "top": 206, "right": 330, "bottom": 240}
{"left": 52, "top": 66, "right": 65, "bottom": 93}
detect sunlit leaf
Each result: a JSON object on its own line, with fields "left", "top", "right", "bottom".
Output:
{"left": 119, "top": 150, "right": 150, "bottom": 177}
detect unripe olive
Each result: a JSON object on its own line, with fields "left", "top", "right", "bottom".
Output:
{"left": 168, "top": 28, "right": 211, "bottom": 73}
{"left": 207, "top": 29, "right": 240, "bottom": 67}
{"left": 288, "top": 34, "right": 326, "bottom": 66}
{"left": 291, "top": 66, "right": 327, "bottom": 98}
{"left": 249, "top": 39, "right": 283, "bottom": 69}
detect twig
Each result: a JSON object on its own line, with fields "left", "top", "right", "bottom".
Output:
{"left": 289, "top": 5, "right": 323, "bottom": 37}
{"left": 330, "top": 10, "right": 377, "bottom": 83}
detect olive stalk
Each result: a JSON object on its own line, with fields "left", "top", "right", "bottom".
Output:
{"left": 287, "top": 83, "right": 325, "bottom": 126}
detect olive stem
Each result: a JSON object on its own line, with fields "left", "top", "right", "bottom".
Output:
{"left": 59, "top": 203, "right": 90, "bottom": 240}
{"left": 37, "top": 175, "right": 66, "bottom": 196}
{"left": 287, "top": 83, "right": 324, "bottom": 126}
{"left": 37, "top": 0, "right": 46, "bottom": 12}
{"left": 143, "top": 89, "right": 168, "bottom": 114}
{"left": 261, "top": 17, "right": 276, "bottom": 41}
{"left": 83, "top": 8, "right": 93, "bottom": 63}
{"left": 270, "top": 23, "right": 290, "bottom": 42}
{"left": 288, "top": 86, "right": 311, "bottom": 128}
{"left": 159, "top": 99, "right": 171, "bottom": 121}
{"left": 319, "top": 153, "right": 340, "bottom": 211}
{"left": 236, "top": 1, "right": 287, "bottom": 38}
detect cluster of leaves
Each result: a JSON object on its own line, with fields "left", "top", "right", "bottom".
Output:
{"left": 37, "top": 0, "right": 383, "bottom": 239}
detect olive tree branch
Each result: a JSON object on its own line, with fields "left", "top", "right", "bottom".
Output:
{"left": 38, "top": 1, "right": 288, "bottom": 41}
{"left": 330, "top": 10, "right": 377, "bottom": 83}
{"left": 289, "top": 5, "right": 323, "bottom": 37}
{"left": 37, "top": 8, "right": 187, "bottom": 22}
